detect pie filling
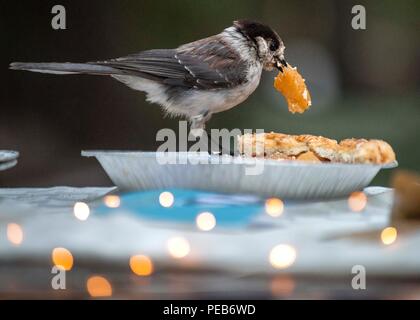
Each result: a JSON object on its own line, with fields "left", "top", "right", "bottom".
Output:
{"left": 274, "top": 64, "right": 311, "bottom": 114}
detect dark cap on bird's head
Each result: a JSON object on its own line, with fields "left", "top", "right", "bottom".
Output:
{"left": 233, "top": 19, "right": 286, "bottom": 71}
{"left": 234, "top": 20, "right": 281, "bottom": 50}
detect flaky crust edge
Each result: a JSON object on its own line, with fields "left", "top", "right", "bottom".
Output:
{"left": 237, "top": 133, "right": 396, "bottom": 164}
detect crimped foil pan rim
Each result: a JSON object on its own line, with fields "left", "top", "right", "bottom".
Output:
{"left": 82, "top": 150, "right": 397, "bottom": 169}
{"left": 0, "top": 150, "right": 19, "bottom": 163}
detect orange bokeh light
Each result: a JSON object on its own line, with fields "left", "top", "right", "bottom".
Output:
{"left": 348, "top": 191, "right": 367, "bottom": 212}
{"left": 7, "top": 223, "right": 23, "bottom": 246}
{"left": 265, "top": 198, "right": 284, "bottom": 217}
{"left": 270, "top": 276, "right": 296, "bottom": 297}
{"left": 129, "top": 255, "right": 154, "bottom": 276}
{"left": 104, "top": 195, "right": 121, "bottom": 208}
{"left": 381, "top": 227, "right": 398, "bottom": 245}
{"left": 87, "top": 276, "right": 112, "bottom": 297}
{"left": 52, "top": 247, "right": 74, "bottom": 271}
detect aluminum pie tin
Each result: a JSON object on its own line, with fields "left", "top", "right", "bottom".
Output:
{"left": 0, "top": 150, "right": 19, "bottom": 163}
{"left": 82, "top": 151, "right": 397, "bottom": 200}
{"left": 0, "top": 160, "right": 18, "bottom": 171}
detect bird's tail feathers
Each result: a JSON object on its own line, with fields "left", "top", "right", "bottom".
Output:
{"left": 9, "top": 62, "right": 119, "bottom": 75}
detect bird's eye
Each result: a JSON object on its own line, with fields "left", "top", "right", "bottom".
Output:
{"left": 269, "top": 42, "right": 277, "bottom": 51}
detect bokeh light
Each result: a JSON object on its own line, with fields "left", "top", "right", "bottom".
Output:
{"left": 167, "top": 237, "right": 190, "bottom": 259}
{"left": 7, "top": 223, "right": 23, "bottom": 246}
{"left": 196, "top": 212, "right": 216, "bottom": 231}
{"left": 265, "top": 198, "right": 284, "bottom": 217}
{"left": 348, "top": 191, "right": 367, "bottom": 212}
{"left": 269, "top": 244, "right": 297, "bottom": 269}
{"left": 270, "top": 275, "right": 296, "bottom": 297}
{"left": 52, "top": 247, "right": 74, "bottom": 271}
{"left": 381, "top": 227, "right": 398, "bottom": 245}
{"left": 73, "top": 202, "right": 90, "bottom": 221}
{"left": 103, "top": 195, "right": 121, "bottom": 208}
{"left": 129, "top": 255, "right": 154, "bottom": 276}
{"left": 87, "top": 276, "right": 112, "bottom": 297}
{"left": 159, "top": 191, "right": 174, "bottom": 208}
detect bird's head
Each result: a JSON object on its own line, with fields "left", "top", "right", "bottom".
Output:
{"left": 233, "top": 19, "right": 287, "bottom": 71}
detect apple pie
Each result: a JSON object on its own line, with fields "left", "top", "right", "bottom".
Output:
{"left": 237, "top": 132, "right": 396, "bottom": 165}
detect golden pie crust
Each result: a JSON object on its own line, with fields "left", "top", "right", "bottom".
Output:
{"left": 237, "top": 132, "right": 396, "bottom": 164}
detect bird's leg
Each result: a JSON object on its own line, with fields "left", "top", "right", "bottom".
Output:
{"left": 189, "top": 112, "right": 233, "bottom": 156}
{"left": 189, "top": 113, "right": 208, "bottom": 139}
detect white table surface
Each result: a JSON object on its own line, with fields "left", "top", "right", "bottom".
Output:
{"left": 0, "top": 186, "right": 419, "bottom": 278}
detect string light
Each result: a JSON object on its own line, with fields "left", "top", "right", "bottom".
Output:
{"left": 196, "top": 212, "right": 216, "bottom": 231}
{"left": 348, "top": 191, "right": 367, "bottom": 212}
{"left": 129, "top": 255, "right": 154, "bottom": 276}
{"left": 167, "top": 237, "right": 190, "bottom": 259}
{"left": 103, "top": 195, "right": 121, "bottom": 208}
{"left": 74, "top": 202, "right": 90, "bottom": 221}
{"left": 159, "top": 191, "right": 174, "bottom": 208}
{"left": 265, "top": 198, "right": 284, "bottom": 217}
{"left": 381, "top": 227, "right": 397, "bottom": 245}
{"left": 52, "top": 247, "right": 74, "bottom": 271}
{"left": 7, "top": 223, "right": 23, "bottom": 246}
{"left": 269, "top": 244, "right": 296, "bottom": 269}
{"left": 87, "top": 276, "right": 112, "bottom": 297}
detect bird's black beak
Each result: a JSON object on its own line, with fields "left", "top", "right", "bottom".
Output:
{"left": 275, "top": 57, "right": 287, "bottom": 72}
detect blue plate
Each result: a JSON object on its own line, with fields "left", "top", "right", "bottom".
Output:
{"left": 96, "top": 189, "right": 264, "bottom": 229}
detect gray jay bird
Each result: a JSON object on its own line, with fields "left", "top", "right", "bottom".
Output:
{"left": 10, "top": 19, "right": 287, "bottom": 131}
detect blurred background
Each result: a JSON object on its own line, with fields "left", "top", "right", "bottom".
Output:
{"left": 1, "top": 0, "right": 419, "bottom": 187}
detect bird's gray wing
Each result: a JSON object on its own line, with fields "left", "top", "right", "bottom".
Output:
{"left": 94, "top": 36, "right": 249, "bottom": 90}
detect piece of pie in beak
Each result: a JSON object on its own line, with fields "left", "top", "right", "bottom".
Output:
{"left": 274, "top": 64, "right": 311, "bottom": 114}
